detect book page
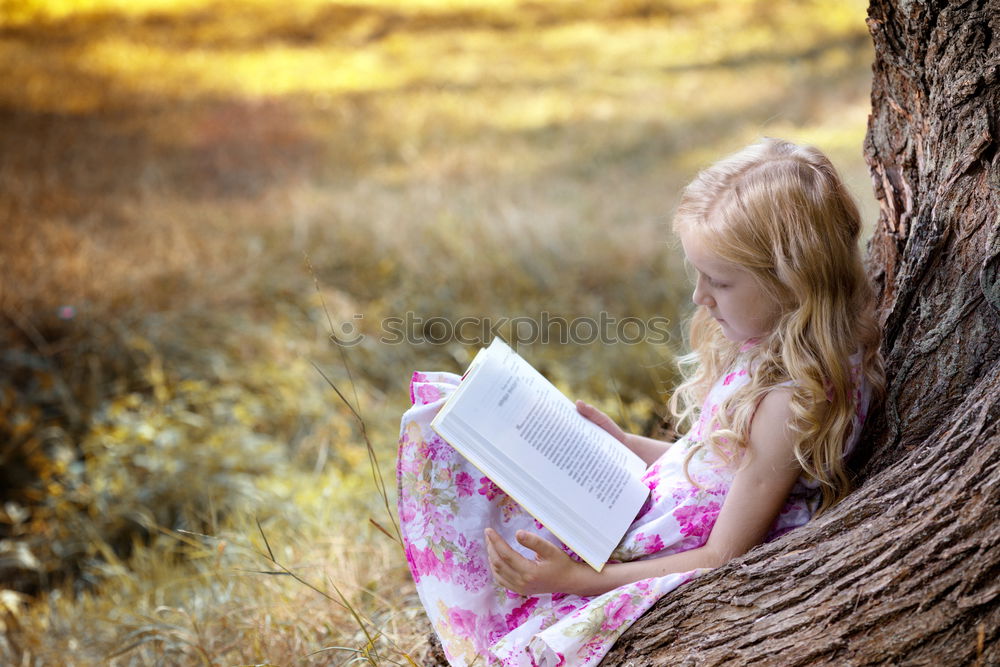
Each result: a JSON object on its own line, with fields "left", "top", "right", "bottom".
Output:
{"left": 431, "top": 338, "right": 649, "bottom": 570}
{"left": 515, "top": 393, "right": 640, "bottom": 508}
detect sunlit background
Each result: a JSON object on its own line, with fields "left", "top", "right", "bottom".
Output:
{"left": 0, "top": 0, "right": 874, "bottom": 663}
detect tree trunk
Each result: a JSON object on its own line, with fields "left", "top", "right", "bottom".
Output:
{"left": 602, "top": 1, "right": 1000, "bottom": 664}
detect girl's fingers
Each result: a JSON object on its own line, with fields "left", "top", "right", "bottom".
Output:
{"left": 485, "top": 529, "right": 506, "bottom": 570}
{"left": 485, "top": 530, "right": 531, "bottom": 592}
{"left": 484, "top": 530, "right": 497, "bottom": 562}
{"left": 486, "top": 529, "right": 518, "bottom": 565}
{"left": 485, "top": 539, "right": 511, "bottom": 581}
{"left": 486, "top": 528, "right": 533, "bottom": 570}
{"left": 515, "top": 530, "right": 540, "bottom": 549}
{"left": 576, "top": 400, "right": 609, "bottom": 424}
{"left": 496, "top": 572, "right": 523, "bottom": 594}
{"left": 515, "top": 530, "right": 558, "bottom": 558}
{"left": 493, "top": 556, "right": 527, "bottom": 593}
{"left": 576, "top": 400, "right": 626, "bottom": 442}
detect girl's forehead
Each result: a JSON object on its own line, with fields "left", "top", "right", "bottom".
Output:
{"left": 679, "top": 231, "right": 740, "bottom": 276}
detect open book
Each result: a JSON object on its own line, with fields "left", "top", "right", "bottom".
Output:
{"left": 430, "top": 337, "right": 650, "bottom": 571}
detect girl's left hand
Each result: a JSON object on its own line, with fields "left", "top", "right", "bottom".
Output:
{"left": 484, "top": 528, "right": 588, "bottom": 595}
{"left": 575, "top": 400, "right": 628, "bottom": 444}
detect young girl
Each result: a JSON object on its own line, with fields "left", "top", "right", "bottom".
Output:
{"left": 396, "top": 138, "right": 884, "bottom": 666}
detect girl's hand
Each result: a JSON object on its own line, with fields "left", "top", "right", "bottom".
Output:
{"left": 577, "top": 400, "right": 673, "bottom": 465}
{"left": 575, "top": 400, "right": 627, "bottom": 444}
{"left": 484, "top": 528, "right": 589, "bottom": 596}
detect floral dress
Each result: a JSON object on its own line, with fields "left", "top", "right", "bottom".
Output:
{"left": 397, "top": 353, "right": 869, "bottom": 666}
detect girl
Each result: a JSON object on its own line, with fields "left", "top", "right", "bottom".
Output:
{"left": 396, "top": 138, "right": 884, "bottom": 666}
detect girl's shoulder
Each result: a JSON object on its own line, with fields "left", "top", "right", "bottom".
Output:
{"left": 707, "top": 341, "right": 866, "bottom": 404}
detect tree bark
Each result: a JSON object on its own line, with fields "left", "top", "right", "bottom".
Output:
{"left": 602, "top": 1, "right": 1000, "bottom": 664}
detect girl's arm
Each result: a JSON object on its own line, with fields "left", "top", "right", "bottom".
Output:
{"left": 575, "top": 401, "right": 672, "bottom": 465}
{"left": 488, "top": 388, "right": 801, "bottom": 597}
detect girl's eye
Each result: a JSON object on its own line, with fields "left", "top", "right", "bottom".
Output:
{"left": 696, "top": 271, "right": 728, "bottom": 289}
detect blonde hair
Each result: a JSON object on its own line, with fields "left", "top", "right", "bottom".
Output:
{"left": 668, "top": 137, "right": 885, "bottom": 514}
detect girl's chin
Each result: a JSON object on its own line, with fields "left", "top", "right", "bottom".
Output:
{"left": 712, "top": 318, "right": 747, "bottom": 341}
{"left": 717, "top": 323, "right": 749, "bottom": 343}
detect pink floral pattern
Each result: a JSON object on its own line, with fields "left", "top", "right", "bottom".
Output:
{"left": 398, "top": 354, "right": 869, "bottom": 666}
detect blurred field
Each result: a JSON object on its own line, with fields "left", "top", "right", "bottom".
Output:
{"left": 0, "top": 0, "right": 875, "bottom": 664}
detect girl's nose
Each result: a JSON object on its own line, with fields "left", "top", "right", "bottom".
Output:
{"left": 692, "top": 278, "right": 715, "bottom": 308}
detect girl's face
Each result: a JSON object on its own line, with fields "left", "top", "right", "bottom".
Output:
{"left": 679, "top": 231, "right": 782, "bottom": 343}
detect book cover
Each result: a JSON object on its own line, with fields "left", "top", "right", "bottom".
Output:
{"left": 430, "top": 337, "right": 649, "bottom": 571}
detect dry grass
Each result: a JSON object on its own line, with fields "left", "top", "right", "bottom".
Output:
{"left": 0, "top": 0, "right": 876, "bottom": 663}
{"left": 6, "top": 503, "right": 433, "bottom": 665}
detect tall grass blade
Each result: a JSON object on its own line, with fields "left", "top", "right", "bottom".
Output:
{"left": 368, "top": 518, "right": 399, "bottom": 545}
{"left": 257, "top": 517, "right": 276, "bottom": 562}
{"left": 310, "top": 359, "right": 402, "bottom": 549}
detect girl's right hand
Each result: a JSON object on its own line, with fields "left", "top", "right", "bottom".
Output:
{"left": 575, "top": 400, "right": 628, "bottom": 444}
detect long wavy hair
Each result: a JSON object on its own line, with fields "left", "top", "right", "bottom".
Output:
{"left": 668, "top": 138, "right": 885, "bottom": 514}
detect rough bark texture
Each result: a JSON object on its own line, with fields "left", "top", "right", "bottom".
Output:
{"left": 602, "top": 1, "right": 1000, "bottom": 664}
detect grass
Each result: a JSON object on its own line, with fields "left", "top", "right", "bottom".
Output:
{"left": 0, "top": 0, "right": 875, "bottom": 663}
